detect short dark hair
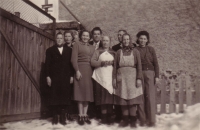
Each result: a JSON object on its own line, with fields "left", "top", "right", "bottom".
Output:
{"left": 122, "top": 33, "right": 132, "bottom": 45}
{"left": 56, "top": 32, "right": 63, "bottom": 38}
{"left": 136, "top": 31, "right": 150, "bottom": 45}
{"left": 64, "top": 30, "right": 75, "bottom": 41}
{"left": 79, "top": 30, "right": 92, "bottom": 41}
{"left": 91, "top": 27, "right": 102, "bottom": 35}
{"left": 118, "top": 29, "right": 127, "bottom": 34}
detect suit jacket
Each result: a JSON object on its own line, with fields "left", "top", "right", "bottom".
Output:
{"left": 112, "top": 43, "right": 122, "bottom": 52}
{"left": 89, "top": 40, "right": 103, "bottom": 49}
{"left": 112, "top": 43, "right": 137, "bottom": 52}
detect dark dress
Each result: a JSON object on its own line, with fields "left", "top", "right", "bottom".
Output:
{"left": 91, "top": 48, "right": 115, "bottom": 105}
{"left": 45, "top": 45, "right": 73, "bottom": 105}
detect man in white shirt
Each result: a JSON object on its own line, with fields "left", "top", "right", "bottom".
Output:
{"left": 89, "top": 27, "right": 103, "bottom": 50}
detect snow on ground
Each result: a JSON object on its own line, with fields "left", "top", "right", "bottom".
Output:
{"left": 1, "top": 103, "right": 200, "bottom": 130}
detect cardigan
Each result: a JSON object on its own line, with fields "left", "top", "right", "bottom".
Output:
{"left": 91, "top": 48, "right": 115, "bottom": 68}
{"left": 136, "top": 45, "right": 159, "bottom": 78}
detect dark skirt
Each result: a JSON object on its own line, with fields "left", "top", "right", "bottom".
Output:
{"left": 73, "top": 64, "right": 94, "bottom": 102}
{"left": 94, "top": 81, "right": 113, "bottom": 105}
{"left": 114, "top": 94, "right": 144, "bottom": 106}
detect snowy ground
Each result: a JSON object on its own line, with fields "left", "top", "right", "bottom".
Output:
{"left": 1, "top": 103, "right": 200, "bottom": 130}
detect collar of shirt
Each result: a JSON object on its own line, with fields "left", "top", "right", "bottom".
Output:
{"left": 57, "top": 47, "right": 63, "bottom": 54}
{"left": 93, "top": 41, "right": 100, "bottom": 49}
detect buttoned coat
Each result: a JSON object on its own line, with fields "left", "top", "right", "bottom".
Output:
{"left": 45, "top": 45, "right": 73, "bottom": 105}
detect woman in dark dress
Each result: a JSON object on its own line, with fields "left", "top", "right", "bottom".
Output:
{"left": 91, "top": 36, "right": 115, "bottom": 124}
{"left": 71, "top": 30, "right": 95, "bottom": 125}
{"left": 136, "top": 31, "right": 159, "bottom": 127}
{"left": 45, "top": 32, "right": 73, "bottom": 125}
{"left": 63, "top": 30, "right": 76, "bottom": 121}
{"left": 113, "top": 34, "right": 144, "bottom": 127}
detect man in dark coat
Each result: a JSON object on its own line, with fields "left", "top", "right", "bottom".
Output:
{"left": 88, "top": 27, "right": 103, "bottom": 119}
{"left": 112, "top": 30, "right": 127, "bottom": 52}
{"left": 45, "top": 32, "right": 73, "bottom": 125}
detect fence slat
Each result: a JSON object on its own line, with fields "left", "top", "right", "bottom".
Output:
{"left": 195, "top": 76, "right": 200, "bottom": 103}
{"left": 169, "top": 78, "right": 176, "bottom": 113}
{"left": 12, "top": 22, "right": 19, "bottom": 114}
{"left": 160, "top": 78, "right": 166, "bottom": 113}
{"left": 178, "top": 75, "right": 185, "bottom": 113}
{"left": 6, "top": 19, "right": 14, "bottom": 115}
{"left": 186, "top": 75, "right": 192, "bottom": 106}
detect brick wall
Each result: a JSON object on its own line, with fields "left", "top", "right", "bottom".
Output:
{"left": 59, "top": 0, "right": 200, "bottom": 75}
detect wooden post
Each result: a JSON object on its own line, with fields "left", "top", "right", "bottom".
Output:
{"left": 186, "top": 75, "right": 192, "bottom": 106}
{"left": 178, "top": 75, "right": 185, "bottom": 113}
{"left": 160, "top": 78, "right": 166, "bottom": 114}
{"left": 195, "top": 76, "right": 200, "bottom": 103}
{"left": 169, "top": 78, "right": 176, "bottom": 113}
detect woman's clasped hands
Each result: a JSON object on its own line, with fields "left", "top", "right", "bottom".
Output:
{"left": 101, "top": 60, "right": 114, "bottom": 67}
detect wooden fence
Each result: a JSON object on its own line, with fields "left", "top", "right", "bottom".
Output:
{"left": 156, "top": 75, "right": 200, "bottom": 114}
{"left": 0, "top": 8, "right": 55, "bottom": 123}
{"left": 0, "top": 8, "right": 200, "bottom": 123}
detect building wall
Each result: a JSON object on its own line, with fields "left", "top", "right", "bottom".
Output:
{"left": 59, "top": 0, "right": 200, "bottom": 75}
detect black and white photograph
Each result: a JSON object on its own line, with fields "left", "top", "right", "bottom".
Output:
{"left": 0, "top": 0, "right": 200, "bottom": 130}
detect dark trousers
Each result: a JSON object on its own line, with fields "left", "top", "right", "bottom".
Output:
{"left": 88, "top": 79, "right": 101, "bottom": 118}
{"left": 114, "top": 105, "right": 122, "bottom": 119}
{"left": 137, "top": 103, "right": 146, "bottom": 122}
{"left": 141, "top": 70, "right": 156, "bottom": 123}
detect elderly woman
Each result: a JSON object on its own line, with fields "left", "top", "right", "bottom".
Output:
{"left": 45, "top": 32, "right": 73, "bottom": 125}
{"left": 91, "top": 36, "right": 115, "bottom": 124}
{"left": 113, "top": 34, "right": 144, "bottom": 127}
{"left": 71, "top": 30, "right": 95, "bottom": 125}
{"left": 136, "top": 31, "right": 159, "bottom": 127}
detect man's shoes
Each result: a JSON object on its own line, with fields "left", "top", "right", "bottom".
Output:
{"left": 52, "top": 115, "right": 59, "bottom": 125}
{"left": 59, "top": 110, "right": 67, "bottom": 125}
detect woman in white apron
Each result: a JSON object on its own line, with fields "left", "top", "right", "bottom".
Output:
{"left": 113, "top": 34, "right": 144, "bottom": 127}
{"left": 91, "top": 36, "right": 115, "bottom": 124}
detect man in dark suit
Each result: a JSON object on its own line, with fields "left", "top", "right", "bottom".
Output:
{"left": 112, "top": 30, "right": 127, "bottom": 52}
{"left": 45, "top": 32, "right": 73, "bottom": 125}
{"left": 89, "top": 27, "right": 103, "bottom": 50}
{"left": 88, "top": 27, "right": 103, "bottom": 119}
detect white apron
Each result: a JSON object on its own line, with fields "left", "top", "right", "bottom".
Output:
{"left": 114, "top": 50, "right": 143, "bottom": 99}
{"left": 92, "top": 51, "right": 114, "bottom": 94}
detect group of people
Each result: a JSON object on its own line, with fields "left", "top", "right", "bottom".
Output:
{"left": 45, "top": 27, "right": 159, "bottom": 128}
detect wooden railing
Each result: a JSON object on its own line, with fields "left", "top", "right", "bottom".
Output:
{"left": 156, "top": 75, "right": 200, "bottom": 114}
